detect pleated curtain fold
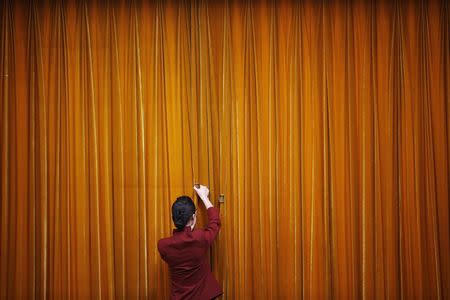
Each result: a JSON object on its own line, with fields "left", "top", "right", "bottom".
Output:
{"left": 0, "top": 0, "right": 449, "bottom": 299}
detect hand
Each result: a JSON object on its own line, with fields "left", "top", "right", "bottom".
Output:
{"left": 193, "top": 184, "right": 213, "bottom": 209}
{"left": 193, "top": 184, "right": 209, "bottom": 201}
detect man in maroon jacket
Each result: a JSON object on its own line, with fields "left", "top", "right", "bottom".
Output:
{"left": 157, "top": 185, "right": 223, "bottom": 300}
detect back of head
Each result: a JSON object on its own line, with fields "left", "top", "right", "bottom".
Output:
{"left": 172, "top": 196, "right": 196, "bottom": 230}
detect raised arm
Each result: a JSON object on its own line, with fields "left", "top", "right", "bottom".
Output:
{"left": 194, "top": 185, "right": 221, "bottom": 245}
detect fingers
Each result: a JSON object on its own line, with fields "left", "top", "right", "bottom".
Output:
{"left": 193, "top": 184, "right": 209, "bottom": 198}
{"left": 200, "top": 184, "right": 208, "bottom": 193}
{"left": 193, "top": 184, "right": 207, "bottom": 191}
{"left": 193, "top": 185, "right": 201, "bottom": 195}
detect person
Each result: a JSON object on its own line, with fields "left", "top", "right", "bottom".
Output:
{"left": 157, "top": 184, "right": 223, "bottom": 300}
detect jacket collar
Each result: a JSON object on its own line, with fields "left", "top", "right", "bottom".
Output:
{"left": 173, "top": 226, "right": 193, "bottom": 234}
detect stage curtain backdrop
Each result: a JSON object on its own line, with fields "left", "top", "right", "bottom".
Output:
{"left": 1, "top": 0, "right": 449, "bottom": 299}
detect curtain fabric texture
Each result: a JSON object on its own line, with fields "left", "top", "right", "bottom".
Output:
{"left": 1, "top": 0, "right": 449, "bottom": 299}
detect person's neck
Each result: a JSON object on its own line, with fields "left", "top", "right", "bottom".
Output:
{"left": 185, "top": 222, "right": 195, "bottom": 231}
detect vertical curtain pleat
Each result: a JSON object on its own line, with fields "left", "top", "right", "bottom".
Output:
{"left": 0, "top": 0, "right": 449, "bottom": 299}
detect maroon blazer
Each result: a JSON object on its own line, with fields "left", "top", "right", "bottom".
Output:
{"left": 158, "top": 207, "right": 222, "bottom": 300}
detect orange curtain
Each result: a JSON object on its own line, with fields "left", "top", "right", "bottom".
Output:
{"left": 1, "top": 0, "right": 449, "bottom": 299}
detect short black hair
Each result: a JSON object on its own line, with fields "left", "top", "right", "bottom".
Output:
{"left": 172, "top": 196, "right": 196, "bottom": 230}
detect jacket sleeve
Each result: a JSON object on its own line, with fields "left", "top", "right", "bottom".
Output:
{"left": 157, "top": 239, "right": 166, "bottom": 261}
{"left": 203, "top": 207, "right": 221, "bottom": 246}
